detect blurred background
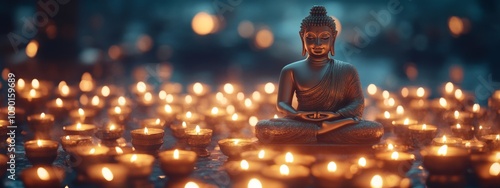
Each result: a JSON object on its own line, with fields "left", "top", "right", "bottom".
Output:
{"left": 1, "top": 0, "right": 499, "bottom": 102}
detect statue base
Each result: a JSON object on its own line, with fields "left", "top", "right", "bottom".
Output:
{"left": 257, "top": 142, "right": 374, "bottom": 156}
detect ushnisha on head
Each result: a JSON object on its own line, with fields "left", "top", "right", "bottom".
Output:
{"left": 299, "top": 5, "right": 338, "bottom": 56}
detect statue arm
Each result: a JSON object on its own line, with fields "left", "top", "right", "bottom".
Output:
{"left": 336, "top": 64, "right": 364, "bottom": 118}
{"left": 277, "top": 66, "right": 299, "bottom": 116}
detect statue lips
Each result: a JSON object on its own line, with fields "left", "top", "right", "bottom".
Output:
{"left": 312, "top": 48, "right": 325, "bottom": 55}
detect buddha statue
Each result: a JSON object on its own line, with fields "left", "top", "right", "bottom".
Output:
{"left": 256, "top": 6, "right": 383, "bottom": 145}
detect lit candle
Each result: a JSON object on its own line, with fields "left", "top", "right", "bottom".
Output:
{"left": 24, "top": 140, "right": 58, "bottom": 165}
{"left": 261, "top": 164, "right": 310, "bottom": 187}
{"left": 408, "top": 124, "right": 438, "bottom": 147}
{"left": 79, "top": 72, "right": 95, "bottom": 92}
{"left": 178, "top": 111, "right": 201, "bottom": 124}
{"left": 131, "top": 127, "right": 165, "bottom": 154}
{"left": 450, "top": 123, "right": 474, "bottom": 140}
{"left": 86, "top": 164, "right": 128, "bottom": 187}
{"left": 185, "top": 125, "right": 213, "bottom": 157}
{"left": 224, "top": 159, "right": 265, "bottom": 180}
{"left": 26, "top": 112, "right": 55, "bottom": 139}
{"left": 160, "top": 82, "right": 183, "bottom": 95}
{"left": 157, "top": 104, "right": 181, "bottom": 123}
{"left": 107, "top": 106, "right": 131, "bottom": 124}
{"left": 432, "top": 135, "right": 463, "bottom": 146}
{"left": 274, "top": 152, "right": 316, "bottom": 166}
{"left": 217, "top": 138, "right": 255, "bottom": 159}
{"left": 188, "top": 82, "right": 210, "bottom": 97}
{"left": 20, "top": 166, "right": 65, "bottom": 188}
{"left": 421, "top": 145, "right": 468, "bottom": 175}
{"left": 170, "top": 121, "right": 191, "bottom": 140}
{"left": 372, "top": 142, "right": 410, "bottom": 152}
{"left": 158, "top": 149, "right": 197, "bottom": 178}
{"left": 481, "top": 134, "right": 500, "bottom": 151}
{"left": 225, "top": 113, "right": 248, "bottom": 133}
{"left": 69, "top": 108, "right": 96, "bottom": 123}
{"left": 392, "top": 118, "right": 418, "bottom": 145}
{"left": 240, "top": 149, "right": 280, "bottom": 164}
{"left": 375, "top": 151, "right": 415, "bottom": 175}
{"left": 462, "top": 139, "right": 487, "bottom": 154}
{"left": 46, "top": 98, "right": 76, "bottom": 117}
{"left": 63, "top": 122, "right": 96, "bottom": 136}
{"left": 56, "top": 82, "right": 77, "bottom": 98}
{"left": 140, "top": 118, "right": 166, "bottom": 128}
{"left": 446, "top": 110, "right": 474, "bottom": 125}
{"left": 138, "top": 92, "right": 156, "bottom": 107}
{"left": 115, "top": 153, "right": 155, "bottom": 178}
{"left": 232, "top": 177, "right": 286, "bottom": 188}
{"left": 110, "top": 96, "right": 133, "bottom": 107}
{"left": 131, "top": 81, "right": 151, "bottom": 96}
{"left": 96, "top": 123, "right": 124, "bottom": 141}
{"left": 204, "top": 107, "right": 226, "bottom": 126}
{"left": 474, "top": 162, "right": 500, "bottom": 187}
{"left": 374, "top": 111, "right": 398, "bottom": 133}
{"left": 312, "top": 161, "right": 350, "bottom": 187}
{"left": 59, "top": 135, "right": 93, "bottom": 151}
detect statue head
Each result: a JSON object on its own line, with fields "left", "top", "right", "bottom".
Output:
{"left": 300, "top": 6, "right": 337, "bottom": 57}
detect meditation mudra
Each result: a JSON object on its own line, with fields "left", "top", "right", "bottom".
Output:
{"left": 256, "top": 6, "right": 383, "bottom": 144}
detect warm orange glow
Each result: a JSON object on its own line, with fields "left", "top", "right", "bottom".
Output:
{"left": 384, "top": 111, "right": 391, "bottom": 119}
{"left": 226, "top": 105, "right": 235, "bottom": 114}
{"left": 445, "top": 82, "right": 454, "bottom": 94}
{"left": 60, "top": 85, "right": 70, "bottom": 96}
{"left": 423, "top": 124, "right": 427, "bottom": 130}
{"left": 279, "top": 164, "right": 290, "bottom": 176}
{"left": 238, "top": 21, "right": 255, "bottom": 38}
{"left": 442, "top": 135, "right": 447, "bottom": 143}
{"left": 185, "top": 95, "right": 193, "bottom": 104}
{"left": 456, "top": 124, "right": 461, "bottom": 129}
{"left": 382, "top": 90, "right": 390, "bottom": 99}
{"left": 164, "top": 105, "right": 172, "bottom": 113}
{"left": 274, "top": 114, "right": 279, "bottom": 119}
{"left": 118, "top": 96, "right": 126, "bottom": 106}
{"left": 255, "top": 28, "right": 274, "bottom": 49}
{"left": 358, "top": 157, "right": 367, "bottom": 167}
{"left": 496, "top": 135, "right": 500, "bottom": 141}
{"left": 65, "top": 135, "right": 70, "bottom": 140}
{"left": 78, "top": 108, "right": 85, "bottom": 116}
{"left": 101, "top": 86, "right": 110, "bottom": 97}
{"left": 29, "top": 89, "right": 37, "bottom": 97}
{"left": 264, "top": 82, "right": 275, "bottom": 94}
{"left": 454, "top": 111, "right": 460, "bottom": 119}
{"left": 327, "top": 161, "right": 337, "bottom": 172}
{"left": 489, "top": 162, "right": 500, "bottom": 176}
{"left": 416, "top": 87, "right": 425, "bottom": 97}
{"left": 18, "top": 79, "right": 25, "bottom": 89}
{"left": 89, "top": 148, "right": 96, "bottom": 154}
{"left": 247, "top": 178, "right": 262, "bottom": 188}
{"left": 37, "top": 167, "right": 50, "bottom": 181}
{"left": 114, "top": 106, "right": 121, "bottom": 114}
{"left": 391, "top": 151, "right": 399, "bottom": 160}
{"left": 130, "top": 154, "right": 137, "bottom": 162}
{"left": 76, "top": 123, "right": 82, "bottom": 130}
{"left": 224, "top": 83, "right": 235, "bottom": 94}
{"left": 449, "top": 16, "right": 464, "bottom": 37}
{"left": 195, "top": 125, "right": 201, "bottom": 134}
{"left": 173, "top": 149, "right": 179, "bottom": 159}
{"left": 252, "top": 91, "right": 261, "bottom": 101}
{"left": 249, "top": 116, "right": 259, "bottom": 126}
{"left": 182, "top": 122, "right": 187, "bottom": 128}
{"left": 401, "top": 87, "right": 409, "bottom": 98}
{"left": 136, "top": 34, "right": 153, "bottom": 52}
{"left": 231, "top": 113, "right": 238, "bottom": 121}
{"left": 367, "top": 84, "right": 377, "bottom": 95}
{"left": 40, "top": 112, "right": 46, "bottom": 118}
{"left": 166, "top": 94, "right": 174, "bottom": 103}
{"left": 184, "top": 182, "right": 200, "bottom": 188}
{"left": 439, "top": 98, "right": 448, "bottom": 108}
{"left": 387, "top": 98, "right": 395, "bottom": 106}
{"left": 473, "top": 104, "right": 480, "bottom": 113}
{"left": 403, "top": 118, "right": 410, "bottom": 125}
{"left": 192, "top": 12, "right": 215, "bottom": 35}
{"left": 388, "top": 143, "right": 394, "bottom": 150}
{"left": 144, "top": 92, "right": 152, "bottom": 102}
{"left": 115, "top": 147, "right": 123, "bottom": 154}
{"left": 240, "top": 160, "right": 249, "bottom": 170}
{"left": 159, "top": 90, "right": 167, "bottom": 100}
{"left": 108, "top": 45, "right": 122, "bottom": 60}
{"left": 211, "top": 107, "right": 219, "bottom": 115}
{"left": 396, "top": 106, "right": 404, "bottom": 115}
{"left": 258, "top": 150, "right": 265, "bottom": 159}
{"left": 37, "top": 140, "right": 42, "bottom": 147}
{"left": 193, "top": 82, "right": 203, "bottom": 95}
{"left": 244, "top": 98, "right": 252, "bottom": 108}
{"left": 237, "top": 92, "right": 245, "bottom": 101}
{"left": 137, "top": 82, "right": 147, "bottom": 93}
{"left": 31, "top": 79, "right": 40, "bottom": 89}
{"left": 101, "top": 167, "right": 114, "bottom": 181}
{"left": 438, "top": 145, "right": 448, "bottom": 156}
{"left": 91, "top": 96, "right": 100, "bottom": 106}
{"left": 370, "top": 175, "right": 383, "bottom": 188}
{"left": 455, "top": 89, "right": 463, "bottom": 100}
{"left": 109, "top": 124, "right": 116, "bottom": 131}
{"left": 215, "top": 92, "right": 224, "bottom": 101}
{"left": 285, "top": 152, "right": 294, "bottom": 163}
{"left": 186, "top": 111, "right": 193, "bottom": 119}
{"left": 26, "top": 40, "right": 39, "bottom": 58}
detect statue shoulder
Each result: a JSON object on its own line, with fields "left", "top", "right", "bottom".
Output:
{"left": 333, "top": 59, "right": 358, "bottom": 74}
{"left": 281, "top": 59, "right": 307, "bottom": 73}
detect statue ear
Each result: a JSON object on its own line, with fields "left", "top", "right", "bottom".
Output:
{"left": 330, "top": 31, "right": 337, "bottom": 56}
{"left": 300, "top": 32, "right": 306, "bottom": 56}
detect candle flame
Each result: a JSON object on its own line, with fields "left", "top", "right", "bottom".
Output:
{"left": 144, "top": 92, "right": 152, "bottom": 102}
{"left": 401, "top": 87, "right": 409, "bottom": 98}
{"left": 465, "top": 142, "right": 471, "bottom": 147}
{"left": 109, "top": 124, "right": 116, "bottom": 131}
{"left": 249, "top": 116, "right": 258, "bottom": 127}
{"left": 388, "top": 143, "right": 394, "bottom": 150}
{"left": 370, "top": 175, "right": 383, "bottom": 188}
{"left": 144, "top": 127, "right": 149, "bottom": 135}
{"left": 29, "top": 89, "right": 37, "bottom": 97}
{"left": 224, "top": 83, "right": 234, "bottom": 94}
{"left": 32, "top": 79, "right": 40, "bottom": 89}
{"left": 391, "top": 151, "right": 399, "bottom": 160}
{"left": 244, "top": 98, "right": 252, "bottom": 107}
{"left": 358, "top": 157, "right": 367, "bottom": 167}
{"left": 382, "top": 90, "right": 390, "bottom": 99}
{"left": 65, "top": 135, "right": 70, "bottom": 140}
{"left": 195, "top": 125, "right": 201, "bottom": 134}
{"left": 388, "top": 98, "right": 395, "bottom": 106}
{"left": 115, "top": 147, "right": 123, "bottom": 154}
{"left": 456, "top": 124, "right": 461, "bottom": 129}
{"left": 76, "top": 123, "right": 82, "bottom": 130}
{"left": 118, "top": 96, "right": 126, "bottom": 106}
{"left": 186, "top": 111, "right": 192, "bottom": 118}
{"left": 252, "top": 91, "right": 261, "bottom": 101}
{"left": 232, "top": 113, "right": 238, "bottom": 121}
{"left": 61, "top": 85, "right": 70, "bottom": 96}
{"left": 193, "top": 82, "right": 203, "bottom": 95}
{"left": 396, "top": 106, "right": 404, "bottom": 115}
{"left": 101, "top": 167, "right": 114, "bottom": 181}
{"left": 114, "top": 106, "right": 121, "bottom": 114}
{"left": 78, "top": 108, "right": 85, "bottom": 116}
{"left": 455, "top": 89, "right": 463, "bottom": 99}
{"left": 327, "top": 161, "right": 337, "bottom": 172}
{"left": 182, "top": 122, "right": 187, "bottom": 128}
{"left": 159, "top": 90, "right": 167, "bottom": 100}
{"left": 174, "top": 149, "right": 179, "bottom": 159}
{"left": 37, "top": 167, "right": 50, "bottom": 181}
{"left": 490, "top": 162, "right": 500, "bottom": 176}
{"left": 40, "top": 112, "right": 46, "bottom": 118}
{"left": 37, "top": 140, "right": 42, "bottom": 146}
{"left": 403, "top": 118, "right": 409, "bottom": 125}
{"left": 56, "top": 98, "right": 63, "bottom": 107}
{"left": 264, "top": 82, "right": 275, "bottom": 94}
{"left": 164, "top": 105, "right": 172, "bottom": 113}
{"left": 445, "top": 82, "right": 454, "bottom": 94}
{"left": 442, "top": 135, "right": 447, "bottom": 143}
{"left": 185, "top": 95, "right": 193, "bottom": 104}
{"left": 438, "top": 145, "right": 448, "bottom": 156}
{"left": 279, "top": 164, "right": 289, "bottom": 176}
{"left": 237, "top": 92, "right": 245, "bottom": 101}
{"left": 18, "top": 79, "right": 25, "bottom": 89}
{"left": 91, "top": 96, "right": 100, "bottom": 106}
{"left": 137, "top": 82, "right": 146, "bottom": 93}
{"left": 166, "top": 94, "right": 174, "bottom": 103}
{"left": 273, "top": 114, "right": 279, "bottom": 119}
{"left": 439, "top": 98, "right": 448, "bottom": 108}
{"left": 384, "top": 111, "right": 391, "bottom": 119}
{"left": 496, "top": 134, "right": 500, "bottom": 140}
{"left": 248, "top": 178, "right": 262, "bottom": 188}
{"left": 285, "top": 152, "right": 294, "bottom": 163}
{"left": 495, "top": 152, "right": 500, "bottom": 161}
{"left": 211, "top": 107, "right": 218, "bottom": 115}
{"left": 479, "top": 125, "right": 483, "bottom": 130}
{"left": 226, "top": 105, "right": 235, "bottom": 114}
{"left": 101, "top": 86, "right": 110, "bottom": 97}
{"left": 184, "top": 182, "right": 199, "bottom": 188}
{"left": 130, "top": 154, "right": 137, "bottom": 162}
{"left": 473, "top": 104, "right": 480, "bottom": 112}
{"left": 423, "top": 124, "right": 427, "bottom": 130}
{"left": 240, "top": 160, "right": 249, "bottom": 170}
{"left": 155, "top": 118, "right": 160, "bottom": 124}
{"left": 258, "top": 150, "right": 265, "bottom": 159}
{"left": 89, "top": 148, "right": 96, "bottom": 154}
{"left": 367, "top": 84, "right": 377, "bottom": 95}
{"left": 416, "top": 87, "right": 425, "bottom": 97}
{"left": 454, "top": 111, "right": 460, "bottom": 119}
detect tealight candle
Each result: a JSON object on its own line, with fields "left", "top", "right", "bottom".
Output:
{"left": 445, "top": 110, "right": 474, "bottom": 125}
{"left": 137, "top": 92, "right": 156, "bottom": 107}
{"left": 312, "top": 161, "right": 350, "bottom": 188}
{"left": 224, "top": 159, "right": 265, "bottom": 180}
{"left": 21, "top": 166, "right": 65, "bottom": 188}
{"left": 96, "top": 123, "right": 124, "bottom": 141}
{"left": 56, "top": 83, "right": 78, "bottom": 99}
{"left": 274, "top": 152, "right": 316, "bottom": 166}
{"left": 261, "top": 164, "right": 310, "bottom": 188}
{"left": 130, "top": 81, "right": 152, "bottom": 96}
{"left": 106, "top": 146, "right": 133, "bottom": 162}
{"left": 115, "top": 153, "right": 155, "bottom": 178}
{"left": 218, "top": 138, "right": 255, "bottom": 159}
{"left": 63, "top": 123, "right": 96, "bottom": 136}
{"left": 408, "top": 124, "right": 438, "bottom": 147}
{"left": 71, "top": 145, "right": 111, "bottom": 173}
{"left": 372, "top": 142, "right": 410, "bottom": 152}
{"left": 158, "top": 149, "right": 197, "bottom": 178}
{"left": 131, "top": 127, "right": 164, "bottom": 154}
{"left": 462, "top": 139, "right": 487, "bottom": 154}
{"left": 27, "top": 112, "right": 55, "bottom": 139}
{"left": 402, "top": 86, "right": 430, "bottom": 101}
{"left": 185, "top": 125, "right": 213, "bottom": 157}
{"left": 84, "top": 95, "right": 105, "bottom": 112}
{"left": 157, "top": 104, "right": 182, "bottom": 124}
{"left": 69, "top": 108, "right": 96, "bottom": 123}
{"left": 374, "top": 111, "right": 399, "bottom": 133}
{"left": 392, "top": 118, "right": 418, "bottom": 145}
{"left": 204, "top": 107, "right": 226, "bottom": 126}
{"left": 450, "top": 124, "right": 474, "bottom": 140}
{"left": 430, "top": 97, "right": 456, "bottom": 113}
{"left": 240, "top": 149, "right": 280, "bottom": 164}
{"left": 140, "top": 118, "right": 166, "bottom": 128}
{"left": 481, "top": 134, "right": 500, "bottom": 151}
{"left": 107, "top": 106, "right": 131, "bottom": 124}
{"left": 24, "top": 140, "right": 58, "bottom": 165}
{"left": 375, "top": 151, "right": 415, "bottom": 175}
{"left": 46, "top": 98, "right": 76, "bottom": 118}
{"left": 170, "top": 121, "right": 191, "bottom": 140}
{"left": 87, "top": 164, "right": 128, "bottom": 187}
{"left": 421, "top": 145, "right": 469, "bottom": 175}
{"left": 178, "top": 111, "right": 201, "bottom": 124}
{"left": 475, "top": 162, "right": 500, "bottom": 187}
{"left": 232, "top": 177, "right": 286, "bottom": 188}
{"left": 351, "top": 171, "right": 409, "bottom": 188}
{"left": 432, "top": 135, "right": 463, "bottom": 146}
{"left": 60, "top": 135, "right": 93, "bottom": 151}
{"left": 110, "top": 96, "right": 133, "bottom": 108}
{"left": 225, "top": 113, "right": 247, "bottom": 133}
{"left": 188, "top": 82, "right": 210, "bottom": 97}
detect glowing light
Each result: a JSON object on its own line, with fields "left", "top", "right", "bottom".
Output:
{"left": 186, "top": 111, "right": 193, "bottom": 119}
{"left": 496, "top": 135, "right": 500, "bottom": 140}
{"left": 65, "top": 135, "right": 70, "bottom": 140}
{"left": 449, "top": 16, "right": 464, "bottom": 37}
{"left": 237, "top": 92, "right": 245, "bottom": 101}
{"left": 370, "top": 175, "right": 383, "bottom": 188}
{"left": 327, "top": 161, "right": 337, "bottom": 172}
{"left": 439, "top": 98, "right": 448, "bottom": 108}
{"left": 59, "top": 85, "right": 70, "bottom": 96}
{"left": 384, "top": 111, "right": 391, "bottom": 119}
{"left": 396, "top": 106, "right": 404, "bottom": 115}
{"left": 391, "top": 151, "right": 399, "bottom": 160}
{"left": 445, "top": 82, "right": 454, "bottom": 94}
{"left": 454, "top": 111, "right": 460, "bottom": 119}
{"left": 26, "top": 40, "right": 39, "bottom": 58}
{"left": 423, "top": 124, "right": 427, "bottom": 130}
{"left": 438, "top": 145, "right": 448, "bottom": 156}
{"left": 101, "top": 86, "right": 110, "bottom": 97}
{"left": 185, "top": 95, "right": 193, "bottom": 104}
{"left": 184, "top": 182, "right": 200, "bottom": 188}
{"left": 159, "top": 90, "right": 167, "bottom": 100}
{"left": 137, "top": 82, "right": 147, "bottom": 93}
{"left": 455, "top": 89, "right": 463, "bottom": 99}
{"left": 18, "top": 79, "right": 25, "bottom": 90}
{"left": 244, "top": 98, "right": 252, "bottom": 108}
{"left": 215, "top": 92, "right": 224, "bottom": 101}
{"left": 144, "top": 127, "right": 149, "bottom": 135}
{"left": 193, "top": 82, "right": 203, "bottom": 95}
{"left": 442, "top": 135, "right": 447, "bottom": 143}
{"left": 285, "top": 152, "right": 294, "bottom": 163}
{"left": 173, "top": 149, "right": 179, "bottom": 159}
{"left": 238, "top": 21, "right": 254, "bottom": 38}
{"left": 195, "top": 125, "right": 201, "bottom": 134}
{"left": 109, "top": 124, "right": 116, "bottom": 131}
{"left": 388, "top": 143, "right": 394, "bottom": 150}
{"left": 37, "top": 167, "right": 50, "bottom": 181}
{"left": 108, "top": 45, "right": 122, "bottom": 60}
{"left": 416, "top": 87, "right": 425, "bottom": 97}
{"left": 192, "top": 12, "right": 215, "bottom": 35}
{"left": 255, "top": 28, "right": 274, "bottom": 49}
{"left": 358, "top": 157, "right": 367, "bottom": 167}
{"left": 182, "top": 122, "right": 187, "bottom": 128}
{"left": 367, "top": 84, "right": 377, "bottom": 95}
{"left": 164, "top": 105, "right": 172, "bottom": 113}
{"left": 274, "top": 114, "right": 279, "bottom": 119}
{"left": 166, "top": 94, "right": 174, "bottom": 103}
{"left": 136, "top": 34, "right": 153, "bottom": 52}
{"left": 91, "top": 96, "right": 100, "bottom": 106}
{"left": 29, "top": 89, "right": 37, "bottom": 97}
{"left": 89, "top": 148, "right": 96, "bottom": 154}
{"left": 118, "top": 96, "right": 126, "bottom": 106}
{"left": 240, "top": 160, "right": 249, "bottom": 170}
{"left": 382, "top": 90, "right": 390, "bottom": 99}
{"left": 387, "top": 98, "right": 395, "bottom": 106}
{"left": 279, "top": 164, "right": 289, "bottom": 176}
{"left": 224, "top": 83, "right": 235, "bottom": 94}
{"left": 155, "top": 118, "right": 160, "bottom": 124}
{"left": 211, "top": 107, "right": 219, "bottom": 115}
{"left": 252, "top": 91, "right": 261, "bottom": 101}
{"left": 249, "top": 116, "right": 259, "bottom": 126}
{"left": 37, "top": 140, "right": 42, "bottom": 147}
{"left": 231, "top": 113, "right": 238, "bottom": 121}
{"left": 247, "top": 178, "right": 262, "bottom": 188}
{"left": 31, "top": 79, "right": 40, "bottom": 89}
{"left": 226, "top": 105, "right": 235, "bottom": 114}
{"left": 130, "top": 154, "right": 137, "bottom": 162}
{"left": 403, "top": 118, "right": 410, "bottom": 125}
{"left": 258, "top": 150, "right": 265, "bottom": 159}
{"left": 144, "top": 92, "right": 152, "bottom": 102}
{"left": 101, "top": 167, "right": 114, "bottom": 181}
{"left": 78, "top": 108, "right": 85, "bottom": 116}
{"left": 401, "top": 87, "right": 409, "bottom": 98}
{"left": 76, "top": 123, "right": 82, "bottom": 130}
{"left": 115, "top": 147, "right": 123, "bottom": 154}
{"left": 40, "top": 113, "right": 46, "bottom": 118}
{"left": 264, "top": 82, "right": 275, "bottom": 94}
{"left": 456, "top": 124, "right": 461, "bottom": 129}
{"left": 490, "top": 163, "right": 500, "bottom": 176}
{"left": 473, "top": 104, "right": 480, "bottom": 113}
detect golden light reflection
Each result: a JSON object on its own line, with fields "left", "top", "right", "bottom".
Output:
{"left": 438, "top": 145, "right": 448, "bottom": 156}
{"left": 388, "top": 143, "right": 394, "bottom": 150}
{"left": 29, "top": 89, "right": 37, "bottom": 97}
{"left": 101, "top": 167, "right": 114, "bottom": 181}
{"left": 455, "top": 89, "right": 463, "bottom": 100}
{"left": 173, "top": 149, "right": 179, "bottom": 159}
{"left": 248, "top": 178, "right": 262, "bottom": 188}
{"left": 186, "top": 111, "right": 193, "bottom": 119}
{"left": 144, "top": 92, "right": 152, "bottom": 102}
{"left": 252, "top": 91, "right": 261, "bottom": 101}
{"left": 185, "top": 95, "right": 193, "bottom": 104}
{"left": 244, "top": 98, "right": 252, "bottom": 108}
{"left": 118, "top": 96, "right": 126, "bottom": 106}
{"left": 61, "top": 85, "right": 70, "bottom": 96}
{"left": 18, "top": 79, "right": 25, "bottom": 90}
{"left": 195, "top": 125, "right": 201, "bottom": 134}
{"left": 279, "top": 164, "right": 289, "bottom": 176}
{"left": 37, "top": 140, "right": 42, "bottom": 147}
{"left": 37, "top": 167, "right": 50, "bottom": 181}
{"left": 258, "top": 150, "right": 265, "bottom": 159}
{"left": 285, "top": 152, "right": 294, "bottom": 163}
{"left": 370, "top": 175, "right": 383, "bottom": 188}
{"left": 401, "top": 87, "right": 409, "bottom": 98}
{"left": 240, "top": 160, "right": 249, "bottom": 170}
{"left": 327, "top": 161, "right": 337, "bottom": 172}
{"left": 115, "top": 147, "right": 123, "bottom": 154}
{"left": 192, "top": 12, "right": 215, "bottom": 35}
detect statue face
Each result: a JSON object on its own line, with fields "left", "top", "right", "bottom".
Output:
{"left": 302, "top": 26, "right": 335, "bottom": 56}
